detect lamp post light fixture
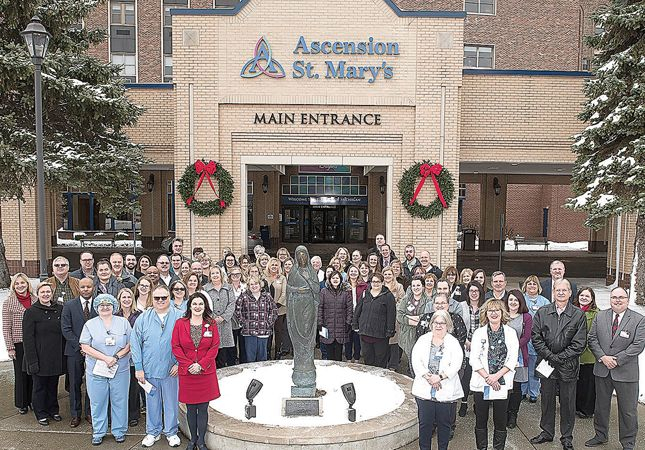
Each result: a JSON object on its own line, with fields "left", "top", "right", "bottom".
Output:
{"left": 21, "top": 16, "right": 51, "bottom": 281}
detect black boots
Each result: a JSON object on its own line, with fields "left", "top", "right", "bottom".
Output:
{"left": 507, "top": 410, "right": 518, "bottom": 429}
{"left": 493, "top": 430, "right": 508, "bottom": 450}
{"left": 475, "top": 428, "right": 488, "bottom": 450}
{"left": 459, "top": 401, "right": 468, "bottom": 417}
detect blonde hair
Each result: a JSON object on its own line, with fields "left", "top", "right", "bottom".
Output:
{"left": 117, "top": 288, "right": 139, "bottom": 313}
{"left": 459, "top": 268, "right": 473, "bottom": 284}
{"left": 36, "top": 281, "right": 53, "bottom": 295}
{"left": 10, "top": 273, "right": 33, "bottom": 297}
{"left": 264, "top": 257, "right": 283, "bottom": 278}
{"left": 479, "top": 299, "right": 510, "bottom": 325}
{"left": 522, "top": 275, "right": 543, "bottom": 294}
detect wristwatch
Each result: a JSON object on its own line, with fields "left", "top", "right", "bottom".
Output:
{"left": 114, "top": 353, "right": 121, "bottom": 360}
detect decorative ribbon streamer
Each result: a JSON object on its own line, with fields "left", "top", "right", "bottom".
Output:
{"left": 186, "top": 160, "right": 219, "bottom": 206}
{"left": 409, "top": 163, "right": 447, "bottom": 208}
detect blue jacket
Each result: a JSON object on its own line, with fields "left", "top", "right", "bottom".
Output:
{"left": 131, "top": 307, "right": 181, "bottom": 378}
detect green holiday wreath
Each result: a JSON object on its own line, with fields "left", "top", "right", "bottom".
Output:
{"left": 177, "top": 160, "right": 234, "bottom": 217}
{"left": 398, "top": 161, "right": 454, "bottom": 219}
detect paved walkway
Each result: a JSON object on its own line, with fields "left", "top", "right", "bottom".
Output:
{"left": 1, "top": 278, "right": 642, "bottom": 449}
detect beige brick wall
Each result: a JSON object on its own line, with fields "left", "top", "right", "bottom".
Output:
{"left": 171, "top": 0, "right": 465, "bottom": 266}
{"left": 461, "top": 74, "right": 586, "bottom": 163}
{"left": 125, "top": 88, "right": 176, "bottom": 163}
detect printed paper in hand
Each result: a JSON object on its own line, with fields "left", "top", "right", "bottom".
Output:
{"left": 319, "top": 326, "right": 329, "bottom": 339}
{"left": 483, "top": 385, "right": 508, "bottom": 400}
{"left": 536, "top": 359, "right": 555, "bottom": 378}
{"left": 93, "top": 360, "right": 117, "bottom": 379}
{"left": 138, "top": 380, "right": 154, "bottom": 394}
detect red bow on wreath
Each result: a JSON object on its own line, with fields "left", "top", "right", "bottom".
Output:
{"left": 409, "top": 163, "right": 448, "bottom": 208}
{"left": 186, "top": 160, "right": 221, "bottom": 206}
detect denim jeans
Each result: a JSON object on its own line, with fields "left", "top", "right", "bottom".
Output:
{"left": 244, "top": 336, "right": 269, "bottom": 362}
{"left": 521, "top": 353, "right": 540, "bottom": 399}
{"left": 145, "top": 376, "right": 179, "bottom": 437}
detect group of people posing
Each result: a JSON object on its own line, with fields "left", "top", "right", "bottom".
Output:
{"left": 2, "top": 236, "right": 645, "bottom": 450}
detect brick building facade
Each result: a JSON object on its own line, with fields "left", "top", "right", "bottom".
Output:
{"left": 2, "top": 0, "right": 615, "bottom": 278}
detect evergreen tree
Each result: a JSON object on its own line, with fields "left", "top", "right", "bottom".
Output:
{"left": 0, "top": 0, "right": 145, "bottom": 286}
{"left": 568, "top": 0, "right": 645, "bottom": 304}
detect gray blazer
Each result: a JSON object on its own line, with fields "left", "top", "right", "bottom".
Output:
{"left": 588, "top": 308, "right": 645, "bottom": 383}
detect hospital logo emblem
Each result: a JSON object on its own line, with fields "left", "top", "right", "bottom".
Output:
{"left": 240, "top": 36, "right": 286, "bottom": 79}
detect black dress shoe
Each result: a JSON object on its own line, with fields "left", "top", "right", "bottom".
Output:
{"left": 70, "top": 417, "right": 81, "bottom": 428}
{"left": 530, "top": 434, "right": 553, "bottom": 444}
{"left": 129, "top": 419, "right": 138, "bottom": 427}
{"left": 584, "top": 437, "right": 608, "bottom": 447}
{"left": 562, "top": 442, "right": 574, "bottom": 450}
{"left": 18, "top": 407, "right": 28, "bottom": 415}
{"left": 51, "top": 414, "right": 62, "bottom": 422}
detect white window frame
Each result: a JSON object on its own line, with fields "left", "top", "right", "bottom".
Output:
{"left": 111, "top": 53, "right": 137, "bottom": 80}
{"left": 463, "top": 44, "right": 495, "bottom": 69}
{"left": 109, "top": 0, "right": 138, "bottom": 83}
{"left": 111, "top": 1, "right": 136, "bottom": 25}
{"left": 464, "top": 0, "right": 496, "bottom": 15}
{"left": 161, "top": 0, "right": 190, "bottom": 83}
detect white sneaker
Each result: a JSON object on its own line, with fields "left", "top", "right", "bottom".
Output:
{"left": 141, "top": 434, "right": 160, "bottom": 447}
{"left": 167, "top": 435, "right": 181, "bottom": 447}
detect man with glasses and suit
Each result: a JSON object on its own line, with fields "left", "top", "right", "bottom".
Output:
{"left": 585, "top": 287, "right": 645, "bottom": 450}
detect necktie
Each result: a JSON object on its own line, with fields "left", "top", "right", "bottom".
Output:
{"left": 83, "top": 300, "right": 90, "bottom": 321}
{"left": 611, "top": 313, "right": 619, "bottom": 338}
{"left": 100, "top": 284, "right": 107, "bottom": 294}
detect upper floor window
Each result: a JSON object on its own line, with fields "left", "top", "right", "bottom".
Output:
{"left": 214, "top": 0, "right": 240, "bottom": 7}
{"left": 111, "top": 53, "right": 136, "bottom": 82}
{"left": 465, "top": 0, "right": 495, "bottom": 15}
{"left": 464, "top": 45, "right": 494, "bottom": 68}
{"left": 111, "top": 2, "right": 135, "bottom": 25}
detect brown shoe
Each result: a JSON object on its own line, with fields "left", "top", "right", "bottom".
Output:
{"left": 70, "top": 417, "right": 81, "bottom": 428}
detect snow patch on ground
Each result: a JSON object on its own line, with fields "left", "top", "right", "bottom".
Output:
{"left": 211, "top": 361, "right": 405, "bottom": 426}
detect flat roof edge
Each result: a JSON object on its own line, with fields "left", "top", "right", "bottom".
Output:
{"left": 170, "top": 0, "right": 466, "bottom": 18}
{"left": 125, "top": 83, "right": 174, "bottom": 89}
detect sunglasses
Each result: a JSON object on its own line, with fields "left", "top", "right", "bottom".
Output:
{"left": 54, "top": 263, "right": 68, "bottom": 268}
{"left": 172, "top": 287, "right": 186, "bottom": 292}
{"left": 153, "top": 296, "right": 169, "bottom": 301}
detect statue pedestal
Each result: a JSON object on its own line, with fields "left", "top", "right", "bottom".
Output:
{"left": 291, "top": 385, "right": 316, "bottom": 398}
{"left": 282, "top": 397, "right": 322, "bottom": 417}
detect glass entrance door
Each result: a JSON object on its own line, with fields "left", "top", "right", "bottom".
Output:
{"left": 282, "top": 207, "right": 302, "bottom": 242}
{"left": 308, "top": 207, "right": 344, "bottom": 243}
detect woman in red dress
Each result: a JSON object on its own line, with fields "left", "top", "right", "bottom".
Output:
{"left": 171, "top": 292, "right": 220, "bottom": 450}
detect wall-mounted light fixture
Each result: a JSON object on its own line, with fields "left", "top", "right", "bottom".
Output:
{"left": 262, "top": 175, "right": 269, "bottom": 194}
{"left": 147, "top": 174, "right": 155, "bottom": 192}
{"left": 379, "top": 176, "right": 386, "bottom": 195}
{"left": 493, "top": 177, "right": 501, "bottom": 196}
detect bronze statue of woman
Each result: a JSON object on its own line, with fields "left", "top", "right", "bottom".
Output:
{"left": 286, "top": 245, "right": 320, "bottom": 397}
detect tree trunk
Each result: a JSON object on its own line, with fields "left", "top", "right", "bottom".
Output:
{"left": 633, "top": 212, "right": 645, "bottom": 306}
{"left": 0, "top": 238, "right": 11, "bottom": 288}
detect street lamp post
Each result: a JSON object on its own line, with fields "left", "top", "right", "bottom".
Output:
{"left": 21, "top": 16, "right": 51, "bottom": 281}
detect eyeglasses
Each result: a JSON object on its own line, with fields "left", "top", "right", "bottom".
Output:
{"left": 98, "top": 304, "right": 113, "bottom": 309}
{"left": 610, "top": 295, "right": 628, "bottom": 301}
{"left": 53, "top": 263, "right": 68, "bottom": 268}
{"left": 81, "top": 258, "right": 94, "bottom": 262}
{"left": 230, "top": 273, "right": 242, "bottom": 277}
{"left": 172, "top": 287, "right": 186, "bottom": 292}
{"left": 158, "top": 262, "right": 169, "bottom": 265}
{"left": 433, "top": 321, "right": 447, "bottom": 326}
{"left": 153, "top": 296, "right": 169, "bottom": 301}
{"left": 555, "top": 289, "right": 569, "bottom": 293}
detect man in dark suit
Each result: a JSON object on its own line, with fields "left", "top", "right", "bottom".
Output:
{"left": 540, "top": 260, "right": 577, "bottom": 302}
{"left": 585, "top": 287, "right": 645, "bottom": 450}
{"left": 530, "top": 278, "right": 587, "bottom": 450}
{"left": 61, "top": 277, "right": 97, "bottom": 427}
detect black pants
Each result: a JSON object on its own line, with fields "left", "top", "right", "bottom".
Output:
{"left": 233, "top": 328, "right": 247, "bottom": 364}
{"left": 474, "top": 391, "right": 509, "bottom": 432}
{"left": 461, "top": 364, "right": 473, "bottom": 403}
{"left": 186, "top": 402, "right": 209, "bottom": 446}
{"left": 507, "top": 381, "right": 523, "bottom": 415}
{"left": 360, "top": 337, "right": 389, "bottom": 368}
{"left": 216, "top": 347, "right": 237, "bottom": 368}
{"left": 128, "top": 366, "right": 140, "bottom": 421}
{"left": 32, "top": 374, "right": 60, "bottom": 420}
{"left": 273, "top": 314, "right": 291, "bottom": 358}
{"left": 540, "top": 378, "right": 576, "bottom": 443}
{"left": 387, "top": 344, "right": 401, "bottom": 371}
{"left": 322, "top": 341, "right": 343, "bottom": 361}
{"left": 67, "top": 355, "right": 90, "bottom": 418}
{"left": 576, "top": 364, "right": 595, "bottom": 416}
{"left": 12, "top": 343, "right": 32, "bottom": 409}
{"left": 417, "top": 398, "right": 452, "bottom": 450}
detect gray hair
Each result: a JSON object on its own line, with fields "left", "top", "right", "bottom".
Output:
{"left": 430, "top": 309, "right": 454, "bottom": 333}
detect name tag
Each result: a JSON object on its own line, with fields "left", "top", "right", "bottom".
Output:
{"left": 204, "top": 331, "right": 213, "bottom": 338}
{"left": 619, "top": 331, "right": 629, "bottom": 338}
{"left": 532, "top": 305, "right": 539, "bottom": 311}
{"left": 105, "top": 336, "right": 116, "bottom": 346}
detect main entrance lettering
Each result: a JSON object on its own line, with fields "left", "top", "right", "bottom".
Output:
{"left": 254, "top": 112, "right": 381, "bottom": 126}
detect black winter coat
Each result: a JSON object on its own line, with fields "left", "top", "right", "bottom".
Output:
{"left": 352, "top": 286, "right": 396, "bottom": 340}
{"left": 318, "top": 287, "right": 353, "bottom": 345}
{"left": 22, "top": 302, "right": 65, "bottom": 376}
{"left": 531, "top": 301, "right": 587, "bottom": 381}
